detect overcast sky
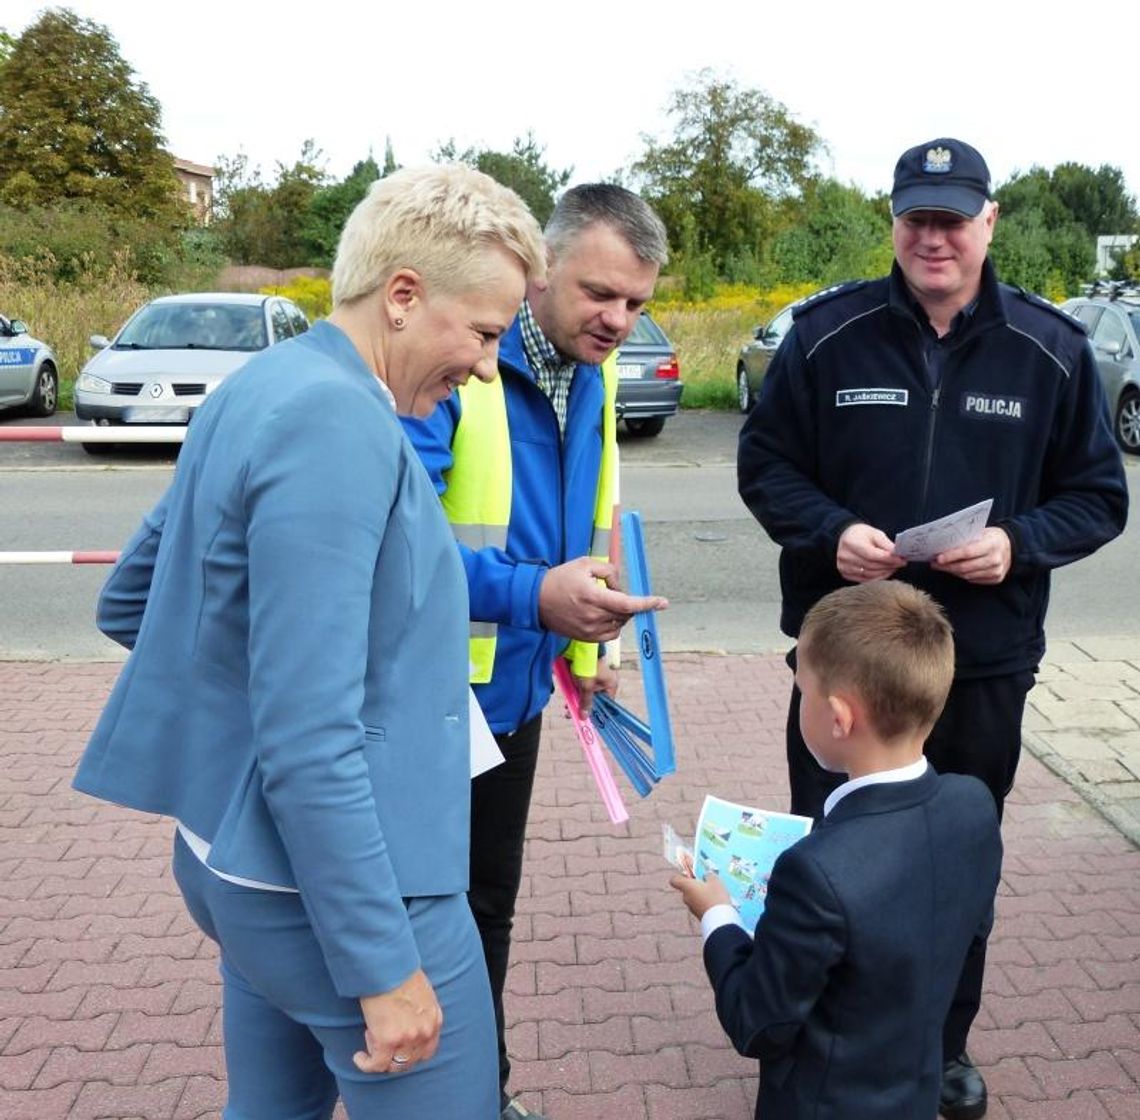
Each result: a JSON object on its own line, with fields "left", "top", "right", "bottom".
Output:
{"left": 6, "top": 0, "right": 1139, "bottom": 210}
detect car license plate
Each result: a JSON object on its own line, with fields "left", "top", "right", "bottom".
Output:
{"left": 617, "top": 363, "right": 643, "bottom": 380}
{"left": 123, "top": 406, "right": 189, "bottom": 423}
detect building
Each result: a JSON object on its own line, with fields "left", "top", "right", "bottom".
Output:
{"left": 172, "top": 158, "right": 215, "bottom": 225}
{"left": 1096, "top": 234, "right": 1138, "bottom": 277}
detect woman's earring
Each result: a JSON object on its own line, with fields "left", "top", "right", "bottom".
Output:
{"left": 394, "top": 317, "right": 405, "bottom": 329}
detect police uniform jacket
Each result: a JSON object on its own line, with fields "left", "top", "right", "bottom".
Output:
{"left": 737, "top": 260, "right": 1128, "bottom": 677}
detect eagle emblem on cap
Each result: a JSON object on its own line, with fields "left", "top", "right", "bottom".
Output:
{"left": 923, "top": 147, "right": 953, "bottom": 174}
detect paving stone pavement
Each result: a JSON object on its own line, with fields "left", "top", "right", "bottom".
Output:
{"left": 1, "top": 653, "right": 1138, "bottom": 1120}
{"left": 1025, "top": 637, "right": 1140, "bottom": 848}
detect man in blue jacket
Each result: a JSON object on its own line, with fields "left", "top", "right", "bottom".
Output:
{"left": 403, "top": 183, "right": 669, "bottom": 1120}
{"left": 737, "top": 138, "right": 1128, "bottom": 1119}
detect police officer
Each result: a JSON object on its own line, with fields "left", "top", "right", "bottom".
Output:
{"left": 403, "top": 184, "right": 669, "bottom": 1120}
{"left": 738, "top": 138, "right": 1128, "bottom": 1120}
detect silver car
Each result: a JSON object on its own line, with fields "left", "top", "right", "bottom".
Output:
{"left": 614, "top": 311, "right": 682, "bottom": 438}
{"left": 1060, "top": 289, "right": 1140, "bottom": 455}
{"left": 0, "top": 313, "right": 58, "bottom": 417}
{"left": 75, "top": 292, "right": 309, "bottom": 432}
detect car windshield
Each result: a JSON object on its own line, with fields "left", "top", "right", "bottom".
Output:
{"left": 115, "top": 303, "right": 268, "bottom": 351}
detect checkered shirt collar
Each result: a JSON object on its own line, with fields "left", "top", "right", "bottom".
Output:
{"left": 518, "top": 299, "right": 576, "bottom": 432}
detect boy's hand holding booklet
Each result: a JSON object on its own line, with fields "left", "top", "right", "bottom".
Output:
{"left": 666, "top": 795, "right": 813, "bottom": 934}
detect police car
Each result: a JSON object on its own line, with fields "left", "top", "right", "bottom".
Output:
{"left": 0, "top": 313, "right": 58, "bottom": 418}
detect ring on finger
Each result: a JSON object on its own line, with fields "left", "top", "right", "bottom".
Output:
{"left": 392, "top": 1054, "right": 409, "bottom": 1065}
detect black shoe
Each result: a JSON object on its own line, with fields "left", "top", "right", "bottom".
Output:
{"left": 940, "top": 1053, "right": 987, "bottom": 1120}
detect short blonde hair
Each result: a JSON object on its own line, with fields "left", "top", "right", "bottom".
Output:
{"left": 331, "top": 164, "right": 546, "bottom": 307}
{"left": 798, "top": 582, "right": 955, "bottom": 741}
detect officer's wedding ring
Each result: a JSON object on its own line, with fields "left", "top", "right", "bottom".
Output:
{"left": 392, "top": 1054, "right": 409, "bottom": 1065}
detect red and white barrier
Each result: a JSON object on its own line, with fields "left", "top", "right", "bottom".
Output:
{"left": 0, "top": 427, "right": 171, "bottom": 562}
{"left": 0, "top": 426, "right": 185, "bottom": 443}
{"left": 0, "top": 551, "right": 119, "bottom": 565}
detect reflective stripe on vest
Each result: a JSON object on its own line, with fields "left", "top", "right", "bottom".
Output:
{"left": 446, "top": 359, "right": 619, "bottom": 684}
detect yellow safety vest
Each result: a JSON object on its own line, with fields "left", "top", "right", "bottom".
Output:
{"left": 443, "top": 356, "right": 619, "bottom": 682}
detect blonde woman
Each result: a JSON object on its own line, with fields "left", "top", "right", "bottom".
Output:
{"left": 74, "top": 165, "right": 545, "bottom": 1119}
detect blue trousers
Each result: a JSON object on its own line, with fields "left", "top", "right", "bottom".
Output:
{"left": 173, "top": 831, "right": 498, "bottom": 1119}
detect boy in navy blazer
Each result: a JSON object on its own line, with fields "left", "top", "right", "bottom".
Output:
{"left": 673, "top": 581, "right": 1002, "bottom": 1120}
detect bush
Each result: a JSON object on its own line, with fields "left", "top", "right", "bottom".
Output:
{"left": 260, "top": 274, "right": 331, "bottom": 320}
{"left": 0, "top": 200, "right": 189, "bottom": 286}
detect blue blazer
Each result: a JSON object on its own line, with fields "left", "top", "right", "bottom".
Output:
{"left": 704, "top": 768, "right": 1002, "bottom": 1120}
{"left": 74, "top": 321, "right": 472, "bottom": 999}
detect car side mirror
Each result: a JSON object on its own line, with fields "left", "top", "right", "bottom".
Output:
{"left": 9, "top": 319, "right": 28, "bottom": 336}
{"left": 1096, "top": 339, "right": 1123, "bottom": 358}
{"left": 752, "top": 325, "right": 765, "bottom": 340}
{"left": 89, "top": 334, "right": 111, "bottom": 350}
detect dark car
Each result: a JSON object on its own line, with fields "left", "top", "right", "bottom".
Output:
{"left": 1060, "top": 286, "right": 1140, "bottom": 455}
{"left": 614, "top": 311, "right": 682, "bottom": 437}
{"left": 736, "top": 302, "right": 796, "bottom": 413}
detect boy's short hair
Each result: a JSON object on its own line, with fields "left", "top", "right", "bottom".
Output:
{"left": 798, "top": 582, "right": 955, "bottom": 741}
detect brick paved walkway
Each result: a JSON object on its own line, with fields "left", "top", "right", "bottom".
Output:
{"left": 2, "top": 655, "right": 1138, "bottom": 1119}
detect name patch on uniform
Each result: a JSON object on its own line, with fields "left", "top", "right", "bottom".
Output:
{"left": 835, "top": 388, "right": 909, "bottom": 407}
{"left": 960, "top": 393, "right": 1026, "bottom": 423}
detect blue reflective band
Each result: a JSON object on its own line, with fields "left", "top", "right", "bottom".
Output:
{"left": 592, "top": 694, "right": 658, "bottom": 798}
{"left": 621, "top": 510, "right": 676, "bottom": 776}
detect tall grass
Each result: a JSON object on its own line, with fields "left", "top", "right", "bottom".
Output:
{"left": 653, "top": 282, "right": 817, "bottom": 409}
{"left": 0, "top": 254, "right": 150, "bottom": 410}
{"left": 1, "top": 263, "right": 823, "bottom": 415}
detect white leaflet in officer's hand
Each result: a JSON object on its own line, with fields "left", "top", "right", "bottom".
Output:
{"left": 893, "top": 499, "right": 994, "bottom": 562}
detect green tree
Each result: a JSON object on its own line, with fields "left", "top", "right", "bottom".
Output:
{"left": 989, "top": 208, "right": 1093, "bottom": 300}
{"left": 766, "top": 179, "right": 892, "bottom": 286}
{"left": 994, "top": 162, "right": 1133, "bottom": 294}
{"left": 1050, "top": 162, "right": 1138, "bottom": 237}
{"left": 382, "top": 137, "right": 398, "bottom": 176}
{"left": 302, "top": 155, "right": 381, "bottom": 268}
{"left": 435, "top": 132, "right": 571, "bottom": 225}
{"left": 999, "top": 163, "right": 1137, "bottom": 237}
{"left": 0, "top": 8, "right": 182, "bottom": 225}
{"left": 633, "top": 70, "right": 824, "bottom": 277}
{"left": 213, "top": 140, "right": 329, "bottom": 267}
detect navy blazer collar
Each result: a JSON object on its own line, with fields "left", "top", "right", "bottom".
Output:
{"left": 821, "top": 766, "right": 940, "bottom": 825}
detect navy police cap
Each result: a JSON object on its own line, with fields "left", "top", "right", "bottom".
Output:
{"left": 891, "top": 138, "right": 993, "bottom": 218}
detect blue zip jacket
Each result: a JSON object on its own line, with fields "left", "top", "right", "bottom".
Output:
{"left": 402, "top": 315, "right": 607, "bottom": 733}
{"left": 738, "top": 261, "right": 1128, "bottom": 677}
